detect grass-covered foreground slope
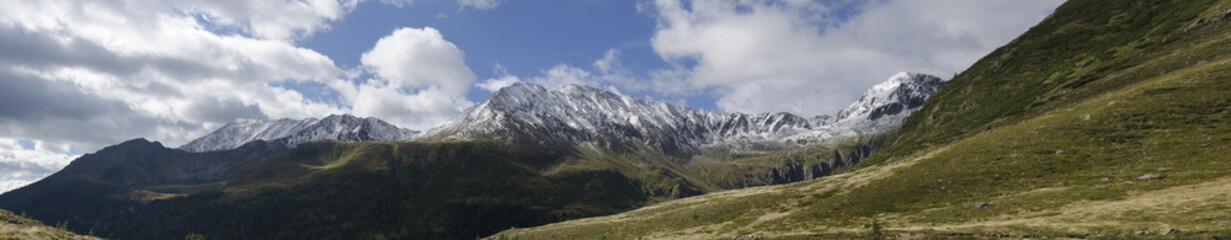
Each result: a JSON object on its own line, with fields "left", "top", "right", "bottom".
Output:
{"left": 488, "top": 0, "right": 1231, "bottom": 239}
{"left": 0, "top": 209, "right": 98, "bottom": 240}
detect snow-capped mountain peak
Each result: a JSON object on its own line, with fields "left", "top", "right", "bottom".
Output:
{"left": 835, "top": 72, "right": 944, "bottom": 122}
{"left": 179, "top": 114, "right": 418, "bottom": 153}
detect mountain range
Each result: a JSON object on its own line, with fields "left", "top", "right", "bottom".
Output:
{"left": 181, "top": 72, "right": 942, "bottom": 157}
{"left": 0, "top": 71, "right": 942, "bottom": 239}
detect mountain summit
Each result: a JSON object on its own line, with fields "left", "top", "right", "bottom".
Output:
{"left": 179, "top": 114, "right": 418, "bottom": 153}
{"left": 831, "top": 72, "right": 945, "bottom": 130}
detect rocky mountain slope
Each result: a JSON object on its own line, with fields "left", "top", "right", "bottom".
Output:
{"left": 180, "top": 114, "right": 418, "bottom": 153}
{"left": 832, "top": 72, "right": 945, "bottom": 133}
{"left": 489, "top": 0, "right": 1231, "bottom": 238}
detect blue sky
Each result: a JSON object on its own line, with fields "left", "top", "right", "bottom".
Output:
{"left": 301, "top": 0, "right": 681, "bottom": 107}
{"left": 0, "top": 0, "right": 1065, "bottom": 192}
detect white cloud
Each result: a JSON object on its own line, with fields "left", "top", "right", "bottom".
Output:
{"left": 531, "top": 64, "right": 596, "bottom": 89}
{"left": 340, "top": 81, "right": 472, "bottom": 130}
{"left": 594, "top": 49, "right": 621, "bottom": 73}
{"left": 0, "top": 0, "right": 395, "bottom": 188}
{"left": 0, "top": 0, "right": 355, "bottom": 152}
{"left": 477, "top": 65, "right": 523, "bottom": 92}
{"left": 0, "top": 138, "right": 79, "bottom": 193}
{"left": 0, "top": 0, "right": 364, "bottom": 42}
{"left": 346, "top": 27, "right": 477, "bottom": 130}
{"left": 178, "top": 0, "right": 361, "bottom": 41}
{"left": 646, "top": 0, "right": 1063, "bottom": 116}
{"left": 486, "top": 48, "right": 641, "bottom": 93}
{"left": 361, "top": 27, "right": 476, "bottom": 92}
{"left": 477, "top": 76, "right": 521, "bottom": 92}
{"left": 458, "top": 0, "right": 502, "bottom": 10}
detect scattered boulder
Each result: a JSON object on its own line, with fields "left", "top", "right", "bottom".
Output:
{"left": 1160, "top": 228, "right": 1180, "bottom": 235}
{"left": 1137, "top": 174, "right": 1163, "bottom": 181}
{"left": 731, "top": 234, "right": 759, "bottom": 240}
{"left": 1157, "top": 167, "right": 1172, "bottom": 172}
{"left": 1056, "top": 150, "right": 1065, "bottom": 154}
{"left": 975, "top": 202, "right": 994, "bottom": 208}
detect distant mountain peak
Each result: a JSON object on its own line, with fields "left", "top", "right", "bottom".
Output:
{"left": 116, "top": 138, "right": 162, "bottom": 148}
{"left": 179, "top": 114, "right": 418, "bottom": 153}
{"left": 836, "top": 72, "right": 944, "bottom": 122}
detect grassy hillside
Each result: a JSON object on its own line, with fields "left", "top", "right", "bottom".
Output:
{"left": 877, "top": 0, "right": 1227, "bottom": 162}
{"left": 488, "top": 0, "right": 1231, "bottom": 238}
{"left": 0, "top": 209, "right": 98, "bottom": 240}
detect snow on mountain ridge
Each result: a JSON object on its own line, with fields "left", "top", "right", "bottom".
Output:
{"left": 420, "top": 72, "right": 943, "bottom": 154}
{"left": 421, "top": 82, "right": 800, "bottom": 154}
{"left": 179, "top": 114, "right": 418, "bottom": 153}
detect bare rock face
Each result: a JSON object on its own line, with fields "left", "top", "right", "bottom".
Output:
{"left": 1137, "top": 174, "right": 1163, "bottom": 181}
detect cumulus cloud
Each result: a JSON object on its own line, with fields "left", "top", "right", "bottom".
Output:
{"left": 173, "top": 0, "right": 362, "bottom": 41}
{"left": 0, "top": 0, "right": 384, "bottom": 189}
{"left": 361, "top": 27, "right": 475, "bottom": 92}
{"left": 645, "top": 0, "right": 1063, "bottom": 116}
{"left": 344, "top": 27, "right": 477, "bottom": 130}
{"left": 0, "top": 0, "right": 355, "bottom": 152}
{"left": 477, "top": 64, "right": 523, "bottom": 92}
{"left": 0, "top": 138, "right": 78, "bottom": 193}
